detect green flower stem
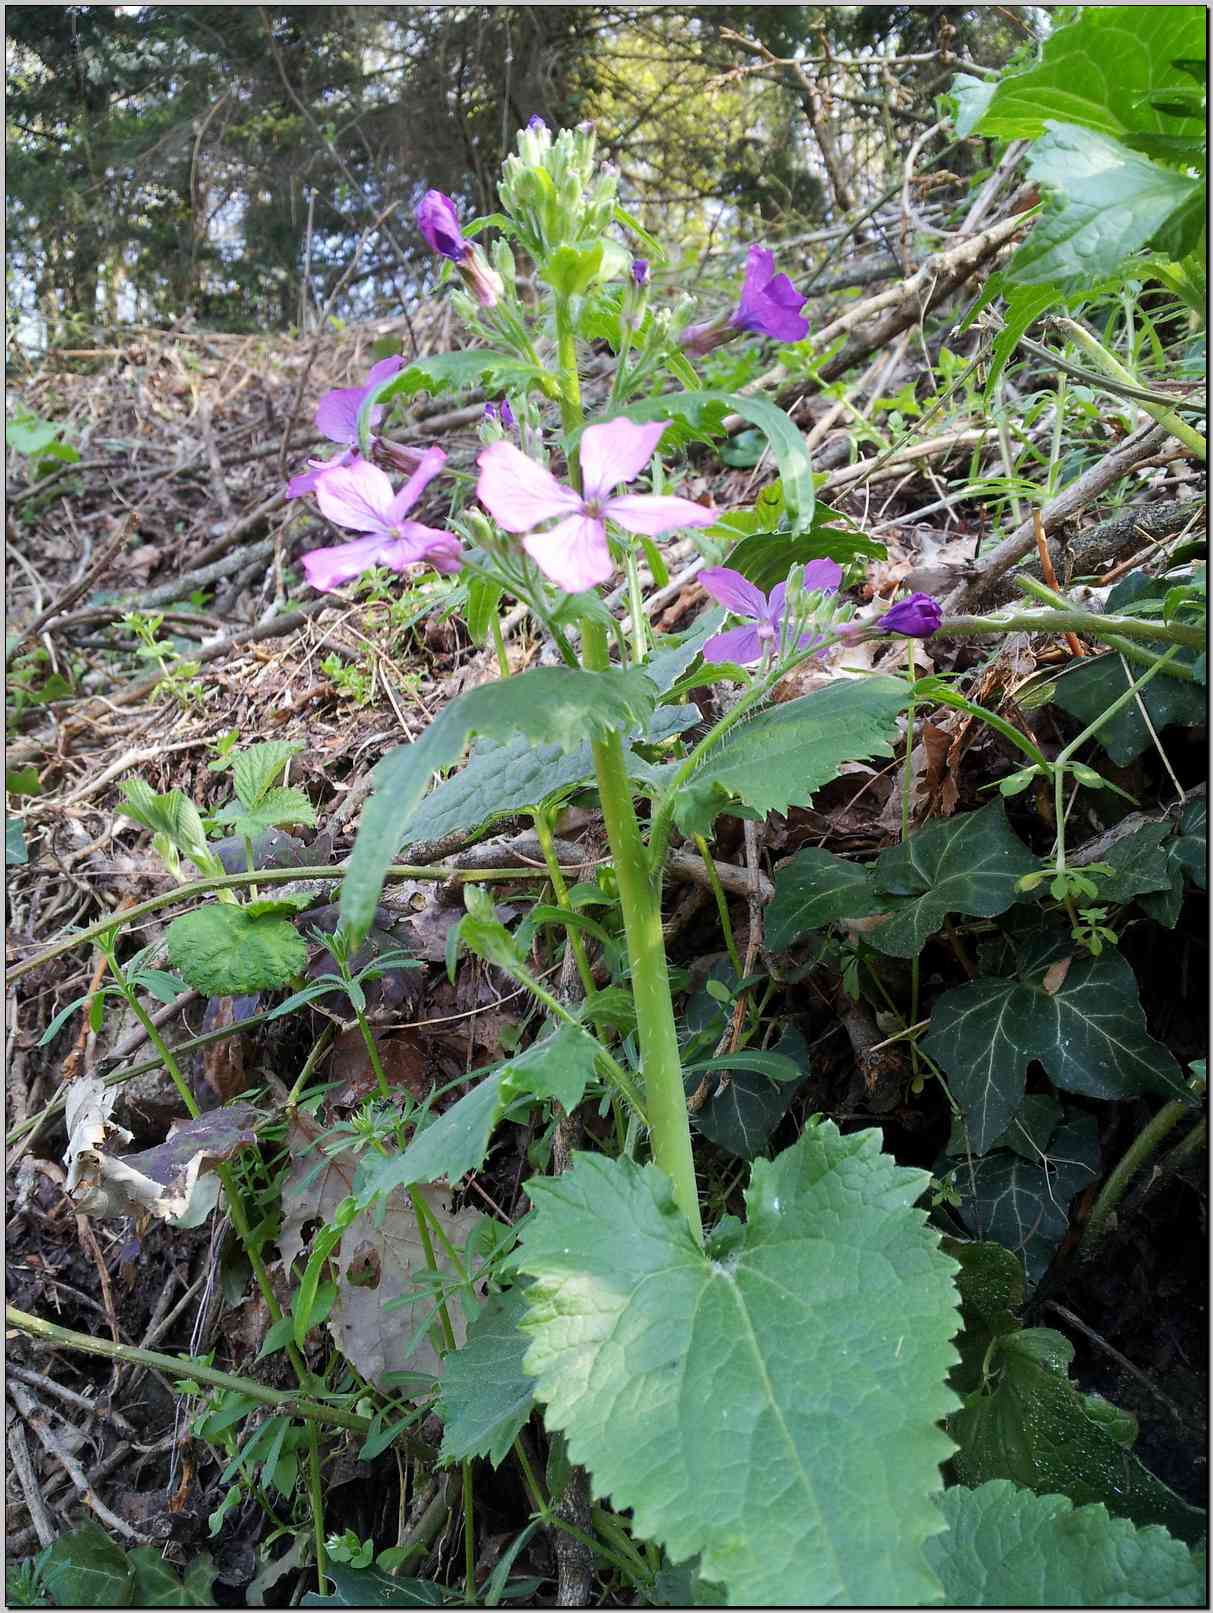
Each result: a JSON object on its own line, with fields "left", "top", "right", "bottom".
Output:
{"left": 406, "top": 1186, "right": 458, "bottom": 1355}
{"left": 350, "top": 993, "right": 390, "bottom": 1102}
{"left": 305, "top": 1422, "right": 328, "bottom": 1591}
{"left": 462, "top": 1461, "right": 475, "bottom": 1604}
{"left": 553, "top": 293, "right": 584, "bottom": 467}
{"left": 694, "top": 834, "right": 744, "bottom": 980}
{"left": 1078, "top": 1099, "right": 1191, "bottom": 1260}
{"left": 532, "top": 806, "right": 598, "bottom": 1003}
{"left": 3, "top": 1305, "right": 431, "bottom": 1444}
{"left": 624, "top": 547, "right": 650, "bottom": 666}
{"left": 1099, "top": 633, "right": 1199, "bottom": 682}
{"left": 946, "top": 601, "right": 1203, "bottom": 651}
{"left": 582, "top": 616, "right": 702, "bottom": 1244}
{"left": 1054, "top": 316, "right": 1207, "bottom": 462}
{"left": 490, "top": 609, "right": 511, "bottom": 678}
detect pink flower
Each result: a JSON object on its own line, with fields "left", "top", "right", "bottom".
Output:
{"left": 301, "top": 450, "right": 462, "bottom": 592}
{"left": 285, "top": 355, "right": 405, "bottom": 500}
{"left": 476, "top": 418, "right": 717, "bottom": 593}
{"left": 699, "top": 562, "right": 841, "bottom": 664}
{"left": 681, "top": 245, "right": 809, "bottom": 356}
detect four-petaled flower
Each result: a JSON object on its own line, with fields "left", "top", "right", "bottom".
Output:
{"left": 476, "top": 418, "right": 716, "bottom": 593}
{"left": 286, "top": 355, "right": 405, "bottom": 499}
{"left": 301, "top": 449, "right": 462, "bottom": 592}
{"left": 699, "top": 561, "right": 842, "bottom": 664}
{"left": 682, "top": 244, "right": 809, "bottom": 356}
{"left": 880, "top": 592, "right": 942, "bottom": 638}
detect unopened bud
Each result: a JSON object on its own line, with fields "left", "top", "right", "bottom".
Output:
{"left": 457, "top": 246, "right": 504, "bottom": 309}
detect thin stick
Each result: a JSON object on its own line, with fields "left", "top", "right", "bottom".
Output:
{"left": 1033, "top": 510, "right": 1085, "bottom": 658}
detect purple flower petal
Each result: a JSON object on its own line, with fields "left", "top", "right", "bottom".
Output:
{"left": 702, "top": 623, "right": 764, "bottom": 664}
{"left": 499, "top": 399, "right": 516, "bottom": 430}
{"left": 522, "top": 513, "right": 613, "bottom": 593}
{"left": 385, "top": 445, "right": 447, "bottom": 523}
{"left": 802, "top": 558, "right": 843, "bottom": 594}
{"left": 632, "top": 259, "right": 650, "bottom": 287}
{"left": 416, "top": 191, "right": 465, "bottom": 261}
{"left": 286, "top": 451, "right": 357, "bottom": 499}
{"left": 603, "top": 492, "right": 716, "bottom": 537}
{"left": 731, "top": 244, "right": 809, "bottom": 343}
{"left": 579, "top": 418, "right": 670, "bottom": 500}
{"left": 476, "top": 442, "right": 581, "bottom": 532}
{"left": 366, "top": 355, "right": 405, "bottom": 389}
{"left": 396, "top": 521, "right": 464, "bottom": 574}
{"left": 314, "top": 386, "right": 375, "bottom": 446}
{"left": 527, "top": 114, "right": 547, "bottom": 133}
{"left": 698, "top": 567, "right": 768, "bottom": 620}
{"left": 302, "top": 533, "right": 409, "bottom": 591}
{"left": 880, "top": 593, "right": 943, "bottom": 637}
{"left": 314, "top": 461, "right": 398, "bottom": 533}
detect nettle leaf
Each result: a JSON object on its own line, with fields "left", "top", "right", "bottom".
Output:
{"left": 358, "top": 1023, "right": 601, "bottom": 1204}
{"left": 216, "top": 785, "right": 316, "bottom": 840}
{"left": 865, "top": 800, "right": 1039, "bottom": 960}
{"left": 926, "top": 1481, "right": 1205, "bottom": 1607}
{"left": 766, "top": 847, "right": 881, "bottom": 950}
{"left": 950, "top": 71, "right": 998, "bottom": 139}
{"left": 231, "top": 741, "right": 301, "bottom": 809}
{"left": 948, "top": 1113, "right": 1101, "bottom": 1288}
{"left": 923, "top": 949, "right": 1187, "bottom": 1154}
{"left": 166, "top": 903, "right": 308, "bottom": 996}
{"left": 517, "top": 1121, "right": 961, "bottom": 1606}
{"left": 951, "top": 1328, "right": 1206, "bottom": 1543}
{"left": 343, "top": 666, "right": 657, "bottom": 939}
{"left": 674, "top": 677, "right": 907, "bottom": 838}
{"left": 969, "top": 6, "right": 1206, "bottom": 141}
{"left": 437, "top": 1287, "right": 536, "bottom": 1468}
{"left": 1050, "top": 651, "right": 1205, "bottom": 765}
{"left": 1006, "top": 124, "right": 1204, "bottom": 292}
{"left": 621, "top": 391, "right": 815, "bottom": 532}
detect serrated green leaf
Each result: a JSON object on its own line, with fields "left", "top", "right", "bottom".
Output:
{"left": 970, "top": 7, "right": 1206, "bottom": 141}
{"left": 437, "top": 1287, "right": 536, "bottom": 1467}
{"left": 517, "top": 1121, "right": 961, "bottom": 1606}
{"left": 620, "top": 391, "right": 815, "bottom": 532}
{"left": 217, "top": 785, "right": 317, "bottom": 840}
{"left": 866, "top": 801, "right": 1039, "bottom": 960}
{"left": 301, "top": 1565, "right": 445, "bottom": 1607}
{"left": 358, "top": 1023, "right": 601, "bottom": 1203}
{"left": 950, "top": 1114, "right": 1101, "bottom": 1287}
{"left": 166, "top": 903, "right": 308, "bottom": 996}
{"left": 343, "top": 667, "right": 657, "bottom": 939}
{"left": 1006, "top": 124, "right": 1204, "bottom": 293}
{"left": 673, "top": 677, "right": 907, "bottom": 838}
{"left": 540, "top": 241, "right": 605, "bottom": 297}
{"left": 374, "top": 349, "right": 538, "bottom": 403}
{"left": 950, "top": 72, "right": 998, "bottom": 138}
{"left": 245, "top": 891, "right": 316, "bottom": 920}
{"left": 1051, "top": 652, "right": 1206, "bottom": 764}
{"left": 923, "top": 949, "right": 1187, "bottom": 1153}
{"left": 765, "top": 846, "right": 881, "bottom": 950}
{"left": 231, "top": 741, "right": 301, "bottom": 810}
{"left": 37, "top": 1524, "right": 134, "bottom": 1608}
{"left": 119, "top": 779, "right": 213, "bottom": 869}
{"left": 951, "top": 1329, "right": 1206, "bottom": 1543}
{"left": 927, "top": 1480, "right": 1204, "bottom": 1606}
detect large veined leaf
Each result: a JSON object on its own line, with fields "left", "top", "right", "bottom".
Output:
{"left": 950, "top": 1328, "right": 1206, "bottom": 1544}
{"left": 517, "top": 1121, "right": 961, "bottom": 1606}
{"left": 342, "top": 667, "right": 657, "bottom": 939}
{"left": 436, "top": 1287, "right": 536, "bottom": 1468}
{"left": 765, "top": 846, "right": 882, "bottom": 950}
{"left": 1006, "top": 124, "right": 1204, "bottom": 293}
{"left": 722, "top": 505, "right": 885, "bottom": 591}
{"left": 1050, "top": 652, "right": 1206, "bottom": 765}
{"left": 947, "top": 1112, "right": 1100, "bottom": 1288}
{"left": 865, "top": 801, "right": 1039, "bottom": 959}
{"left": 619, "top": 391, "right": 816, "bottom": 532}
{"left": 673, "top": 677, "right": 908, "bottom": 838}
{"left": 968, "top": 7, "right": 1206, "bottom": 142}
{"left": 922, "top": 949, "right": 1187, "bottom": 1154}
{"left": 357, "top": 1023, "right": 601, "bottom": 1205}
{"left": 926, "top": 1481, "right": 1204, "bottom": 1607}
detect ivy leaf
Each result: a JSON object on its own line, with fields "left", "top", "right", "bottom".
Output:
{"left": 128, "top": 1547, "right": 216, "bottom": 1607}
{"left": 302, "top": 1565, "right": 445, "bottom": 1607}
{"left": 437, "top": 1287, "right": 536, "bottom": 1468}
{"left": 673, "top": 677, "right": 907, "bottom": 839}
{"left": 36, "top": 1524, "right": 134, "bottom": 1608}
{"left": 1050, "top": 653, "right": 1205, "bottom": 766}
{"left": 166, "top": 903, "right": 308, "bottom": 996}
{"left": 1006, "top": 124, "right": 1204, "bottom": 292}
{"left": 944, "top": 1238, "right": 1025, "bottom": 1397}
{"left": 968, "top": 7, "right": 1206, "bottom": 141}
{"left": 950, "top": 1328, "right": 1207, "bottom": 1543}
{"left": 358, "top": 1023, "right": 602, "bottom": 1204}
{"left": 926, "top": 1481, "right": 1205, "bottom": 1607}
{"left": 865, "top": 801, "right": 1039, "bottom": 960}
{"left": 343, "top": 667, "right": 657, "bottom": 940}
{"left": 6, "top": 816, "right": 29, "bottom": 866}
{"left": 1083, "top": 821, "right": 1174, "bottom": 905}
{"left": 688, "top": 1028, "right": 810, "bottom": 1161}
{"left": 922, "top": 950, "right": 1187, "bottom": 1155}
{"left": 948, "top": 1113, "right": 1101, "bottom": 1287}
{"left": 1141, "top": 798, "right": 1207, "bottom": 926}
{"left": 517, "top": 1121, "right": 960, "bottom": 1606}
{"left": 765, "top": 846, "right": 882, "bottom": 951}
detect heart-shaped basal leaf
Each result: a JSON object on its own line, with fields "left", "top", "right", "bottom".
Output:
{"left": 926, "top": 1480, "right": 1204, "bottom": 1607}
{"left": 673, "top": 678, "right": 908, "bottom": 839}
{"left": 437, "top": 1287, "right": 536, "bottom": 1468}
{"left": 167, "top": 902, "right": 308, "bottom": 995}
{"left": 950, "top": 1329, "right": 1207, "bottom": 1544}
{"left": 765, "top": 845, "right": 882, "bottom": 951}
{"left": 922, "top": 949, "right": 1188, "bottom": 1154}
{"left": 865, "top": 800, "right": 1039, "bottom": 959}
{"left": 517, "top": 1121, "right": 961, "bottom": 1606}
{"left": 947, "top": 1113, "right": 1100, "bottom": 1289}
{"left": 342, "top": 665, "right": 658, "bottom": 940}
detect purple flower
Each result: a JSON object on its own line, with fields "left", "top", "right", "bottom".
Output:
{"left": 499, "top": 399, "right": 516, "bottom": 430}
{"left": 286, "top": 356, "right": 405, "bottom": 499}
{"left": 699, "top": 561, "right": 842, "bottom": 664}
{"left": 483, "top": 403, "right": 498, "bottom": 424}
{"left": 416, "top": 191, "right": 466, "bottom": 262}
{"left": 632, "top": 259, "right": 650, "bottom": 287}
{"left": 731, "top": 245, "right": 809, "bottom": 343}
{"left": 879, "top": 592, "right": 942, "bottom": 638}
{"left": 287, "top": 449, "right": 360, "bottom": 500}
{"left": 476, "top": 417, "right": 716, "bottom": 593}
{"left": 527, "top": 114, "right": 547, "bottom": 133}
{"left": 302, "top": 449, "right": 462, "bottom": 591}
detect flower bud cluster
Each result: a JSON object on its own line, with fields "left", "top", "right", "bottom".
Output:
{"left": 499, "top": 121, "right": 618, "bottom": 260}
